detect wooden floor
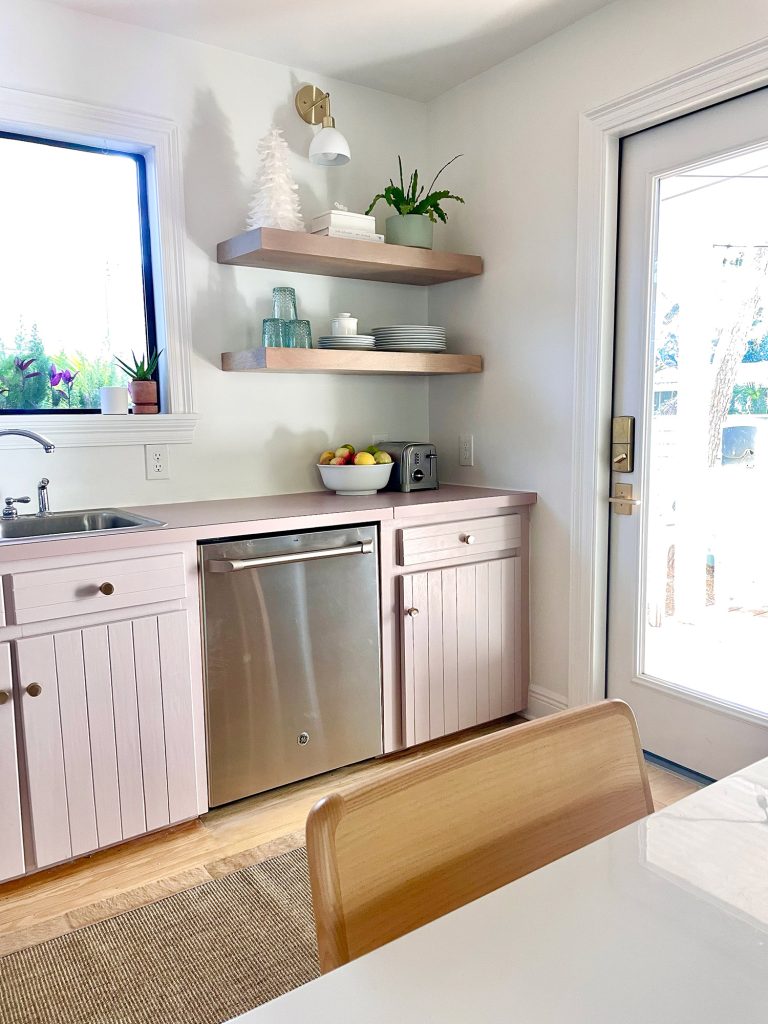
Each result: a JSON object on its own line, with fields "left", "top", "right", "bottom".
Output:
{"left": 0, "top": 718, "right": 702, "bottom": 957}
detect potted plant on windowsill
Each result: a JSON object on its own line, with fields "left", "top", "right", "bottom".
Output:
{"left": 365, "top": 155, "right": 465, "bottom": 249}
{"left": 115, "top": 349, "right": 163, "bottom": 414}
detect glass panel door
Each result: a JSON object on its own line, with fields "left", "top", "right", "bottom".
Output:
{"left": 607, "top": 88, "right": 768, "bottom": 779}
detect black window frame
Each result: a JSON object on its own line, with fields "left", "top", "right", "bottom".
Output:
{"left": 0, "top": 130, "right": 159, "bottom": 415}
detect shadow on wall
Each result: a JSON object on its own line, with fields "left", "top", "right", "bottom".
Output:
{"left": 272, "top": 71, "right": 320, "bottom": 221}
{"left": 184, "top": 88, "right": 250, "bottom": 252}
{"left": 191, "top": 263, "right": 255, "bottom": 368}
{"left": 265, "top": 425, "right": 333, "bottom": 493}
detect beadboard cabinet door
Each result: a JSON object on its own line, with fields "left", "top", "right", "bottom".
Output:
{"left": 0, "top": 642, "right": 25, "bottom": 882}
{"left": 400, "top": 558, "right": 524, "bottom": 746}
{"left": 17, "top": 610, "right": 198, "bottom": 870}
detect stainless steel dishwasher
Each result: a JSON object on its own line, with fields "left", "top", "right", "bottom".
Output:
{"left": 199, "top": 524, "right": 383, "bottom": 806}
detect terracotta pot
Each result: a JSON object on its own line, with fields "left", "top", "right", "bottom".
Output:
{"left": 129, "top": 379, "right": 158, "bottom": 414}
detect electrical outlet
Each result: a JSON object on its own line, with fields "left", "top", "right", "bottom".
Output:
{"left": 145, "top": 443, "right": 169, "bottom": 480}
{"left": 459, "top": 433, "right": 474, "bottom": 467}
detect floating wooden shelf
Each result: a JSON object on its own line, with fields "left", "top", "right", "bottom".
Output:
{"left": 217, "top": 228, "right": 483, "bottom": 286}
{"left": 221, "top": 349, "right": 483, "bottom": 376}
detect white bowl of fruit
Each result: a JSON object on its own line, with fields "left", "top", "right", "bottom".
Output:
{"left": 317, "top": 444, "right": 394, "bottom": 495}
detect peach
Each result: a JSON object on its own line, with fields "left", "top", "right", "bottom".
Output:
{"left": 330, "top": 456, "right": 349, "bottom": 465}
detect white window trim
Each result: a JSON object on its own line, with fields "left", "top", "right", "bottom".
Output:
{"left": 0, "top": 85, "right": 196, "bottom": 447}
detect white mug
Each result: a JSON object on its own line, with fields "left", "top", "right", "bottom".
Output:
{"left": 100, "top": 386, "right": 130, "bottom": 415}
{"left": 331, "top": 313, "right": 358, "bottom": 337}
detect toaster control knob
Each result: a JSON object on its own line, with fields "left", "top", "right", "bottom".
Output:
{"left": 412, "top": 469, "right": 425, "bottom": 482}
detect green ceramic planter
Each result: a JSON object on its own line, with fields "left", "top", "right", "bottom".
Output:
{"left": 385, "top": 214, "right": 434, "bottom": 249}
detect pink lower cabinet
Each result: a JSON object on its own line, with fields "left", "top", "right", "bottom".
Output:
{"left": 400, "top": 558, "right": 525, "bottom": 746}
{"left": 16, "top": 610, "right": 198, "bottom": 870}
{"left": 0, "top": 643, "right": 25, "bottom": 881}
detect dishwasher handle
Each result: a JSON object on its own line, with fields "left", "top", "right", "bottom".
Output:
{"left": 207, "top": 538, "right": 375, "bottom": 572}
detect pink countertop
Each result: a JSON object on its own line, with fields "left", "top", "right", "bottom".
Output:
{"left": 126, "top": 484, "right": 537, "bottom": 531}
{"left": 0, "top": 485, "right": 537, "bottom": 561}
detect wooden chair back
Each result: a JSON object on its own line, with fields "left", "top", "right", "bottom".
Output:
{"left": 306, "top": 700, "right": 652, "bottom": 972}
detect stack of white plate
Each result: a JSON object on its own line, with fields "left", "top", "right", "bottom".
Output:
{"left": 372, "top": 326, "right": 447, "bottom": 352}
{"left": 317, "top": 335, "right": 375, "bottom": 350}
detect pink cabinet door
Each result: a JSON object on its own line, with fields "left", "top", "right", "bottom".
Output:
{"left": 401, "top": 557, "right": 524, "bottom": 747}
{"left": 0, "top": 642, "right": 25, "bottom": 881}
{"left": 16, "top": 634, "right": 72, "bottom": 868}
{"left": 17, "top": 610, "right": 198, "bottom": 870}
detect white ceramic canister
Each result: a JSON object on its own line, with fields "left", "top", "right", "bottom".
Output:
{"left": 100, "top": 386, "right": 130, "bottom": 415}
{"left": 330, "top": 313, "right": 358, "bottom": 337}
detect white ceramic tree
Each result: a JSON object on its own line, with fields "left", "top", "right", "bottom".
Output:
{"left": 245, "top": 126, "right": 304, "bottom": 232}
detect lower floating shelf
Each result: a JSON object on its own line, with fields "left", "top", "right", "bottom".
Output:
{"left": 221, "top": 348, "right": 483, "bottom": 376}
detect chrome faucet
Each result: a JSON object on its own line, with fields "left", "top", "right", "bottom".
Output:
{"left": 0, "top": 428, "right": 55, "bottom": 453}
{"left": 0, "top": 429, "right": 55, "bottom": 518}
{"left": 37, "top": 477, "right": 50, "bottom": 515}
{"left": 3, "top": 496, "right": 31, "bottom": 519}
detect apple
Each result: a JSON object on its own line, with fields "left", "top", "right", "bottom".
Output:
{"left": 374, "top": 451, "right": 393, "bottom": 464}
{"left": 329, "top": 456, "right": 348, "bottom": 466}
{"left": 334, "top": 447, "right": 353, "bottom": 460}
{"left": 354, "top": 452, "right": 376, "bottom": 466}
{"left": 318, "top": 450, "right": 335, "bottom": 465}
{"left": 365, "top": 445, "right": 379, "bottom": 456}
{"left": 340, "top": 443, "right": 355, "bottom": 453}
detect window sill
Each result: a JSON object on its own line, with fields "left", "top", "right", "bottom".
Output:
{"left": 0, "top": 414, "right": 198, "bottom": 448}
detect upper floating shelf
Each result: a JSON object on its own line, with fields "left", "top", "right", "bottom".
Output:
{"left": 216, "top": 228, "right": 484, "bottom": 286}
{"left": 221, "top": 348, "right": 483, "bottom": 376}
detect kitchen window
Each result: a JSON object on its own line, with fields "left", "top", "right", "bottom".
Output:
{"left": 0, "top": 86, "right": 196, "bottom": 446}
{"left": 0, "top": 132, "right": 158, "bottom": 414}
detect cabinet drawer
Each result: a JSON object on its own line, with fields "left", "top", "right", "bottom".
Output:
{"left": 398, "top": 515, "right": 521, "bottom": 567}
{"left": 7, "top": 553, "right": 186, "bottom": 624}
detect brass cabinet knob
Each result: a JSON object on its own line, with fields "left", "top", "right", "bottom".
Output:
{"left": 99, "top": 582, "right": 115, "bottom": 596}
{"left": 26, "top": 683, "right": 42, "bottom": 697}
{"left": 0, "top": 690, "right": 9, "bottom": 705}
{"left": 461, "top": 534, "right": 477, "bottom": 545}
{"left": 405, "top": 607, "right": 419, "bottom": 617}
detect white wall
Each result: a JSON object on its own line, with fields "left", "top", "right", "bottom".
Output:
{"left": 6, "top": 0, "right": 768, "bottom": 708}
{"left": 0, "top": 0, "right": 430, "bottom": 508}
{"left": 426, "top": 0, "right": 768, "bottom": 705}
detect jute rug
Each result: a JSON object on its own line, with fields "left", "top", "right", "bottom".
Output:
{"left": 0, "top": 846, "right": 319, "bottom": 1024}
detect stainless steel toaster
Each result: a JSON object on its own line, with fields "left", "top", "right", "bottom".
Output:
{"left": 377, "top": 442, "right": 438, "bottom": 492}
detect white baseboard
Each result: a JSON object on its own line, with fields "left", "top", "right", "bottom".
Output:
{"left": 522, "top": 686, "right": 569, "bottom": 720}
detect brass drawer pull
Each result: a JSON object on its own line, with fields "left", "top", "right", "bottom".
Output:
{"left": 99, "top": 582, "right": 115, "bottom": 596}
{"left": 0, "top": 690, "right": 9, "bottom": 705}
{"left": 26, "top": 683, "right": 42, "bottom": 697}
{"left": 405, "top": 607, "right": 420, "bottom": 617}
{"left": 461, "top": 534, "right": 477, "bottom": 545}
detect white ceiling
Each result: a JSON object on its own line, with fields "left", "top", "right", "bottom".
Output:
{"left": 45, "top": 0, "right": 614, "bottom": 101}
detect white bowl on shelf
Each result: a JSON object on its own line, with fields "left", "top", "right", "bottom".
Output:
{"left": 317, "top": 462, "right": 393, "bottom": 495}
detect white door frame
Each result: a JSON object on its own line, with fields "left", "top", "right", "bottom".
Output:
{"left": 568, "top": 37, "right": 768, "bottom": 710}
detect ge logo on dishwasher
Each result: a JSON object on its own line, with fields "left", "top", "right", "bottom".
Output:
{"left": 297, "top": 732, "right": 310, "bottom": 746}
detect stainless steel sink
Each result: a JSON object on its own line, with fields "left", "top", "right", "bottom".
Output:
{"left": 0, "top": 509, "right": 166, "bottom": 541}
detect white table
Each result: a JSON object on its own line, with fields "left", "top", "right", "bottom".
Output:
{"left": 234, "top": 758, "right": 768, "bottom": 1023}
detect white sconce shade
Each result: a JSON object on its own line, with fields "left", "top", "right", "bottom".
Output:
{"left": 308, "top": 126, "right": 351, "bottom": 166}
{"left": 295, "top": 84, "right": 351, "bottom": 166}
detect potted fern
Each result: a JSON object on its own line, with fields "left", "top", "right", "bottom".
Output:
{"left": 115, "top": 349, "right": 163, "bottom": 414}
{"left": 365, "top": 155, "right": 464, "bottom": 249}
